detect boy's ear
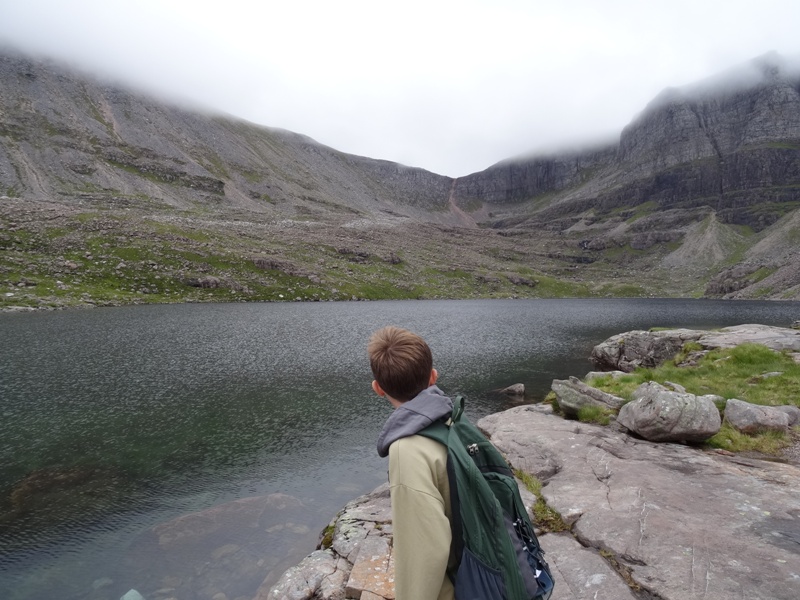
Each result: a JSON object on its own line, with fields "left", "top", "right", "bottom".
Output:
{"left": 429, "top": 368, "right": 438, "bottom": 386}
{"left": 372, "top": 380, "right": 385, "bottom": 397}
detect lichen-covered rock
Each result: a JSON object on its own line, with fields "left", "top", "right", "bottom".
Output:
{"left": 550, "top": 376, "right": 625, "bottom": 417}
{"left": 723, "top": 398, "right": 791, "bottom": 434}
{"left": 259, "top": 549, "right": 342, "bottom": 600}
{"left": 697, "top": 324, "right": 800, "bottom": 351}
{"left": 590, "top": 329, "right": 702, "bottom": 372}
{"left": 617, "top": 381, "right": 721, "bottom": 442}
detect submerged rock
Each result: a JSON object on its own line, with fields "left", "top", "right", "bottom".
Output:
{"left": 123, "top": 493, "right": 313, "bottom": 600}
{"left": 500, "top": 383, "right": 525, "bottom": 397}
{"left": 263, "top": 486, "right": 394, "bottom": 600}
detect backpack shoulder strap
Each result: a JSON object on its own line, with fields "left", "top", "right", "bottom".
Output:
{"left": 416, "top": 394, "right": 466, "bottom": 579}
{"left": 417, "top": 394, "right": 464, "bottom": 445}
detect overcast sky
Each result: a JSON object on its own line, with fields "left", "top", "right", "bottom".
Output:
{"left": 2, "top": 1, "right": 800, "bottom": 177}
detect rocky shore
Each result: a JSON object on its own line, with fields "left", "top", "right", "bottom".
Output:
{"left": 264, "top": 324, "right": 800, "bottom": 600}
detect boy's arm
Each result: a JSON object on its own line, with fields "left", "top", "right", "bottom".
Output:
{"left": 389, "top": 436, "right": 453, "bottom": 600}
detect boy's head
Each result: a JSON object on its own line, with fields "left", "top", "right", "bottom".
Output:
{"left": 368, "top": 326, "right": 435, "bottom": 402}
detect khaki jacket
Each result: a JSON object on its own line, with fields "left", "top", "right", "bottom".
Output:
{"left": 388, "top": 434, "right": 455, "bottom": 600}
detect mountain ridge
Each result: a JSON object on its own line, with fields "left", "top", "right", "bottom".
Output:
{"left": 1, "top": 48, "right": 799, "bottom": 308}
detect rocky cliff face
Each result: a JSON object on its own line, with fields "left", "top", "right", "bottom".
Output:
{"left": 459, "top": 52, "right": 800, "bottom": 229}
{"left": 448, "top": 53, "right": 800, "bottom": 300}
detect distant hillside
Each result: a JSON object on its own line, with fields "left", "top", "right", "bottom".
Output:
{"left": 1, "top": 49, "right": 798, "bottom": 309}
{"left": 454, "top": 52, "right": 800, "bottom": 300}
{"left": 0, "top": 50, "right": 458, "bottom": 220}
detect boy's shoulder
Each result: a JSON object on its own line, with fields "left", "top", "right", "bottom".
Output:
{"left": 389, "top": 433, "right": 448, "bottom": 460}
{"left": 389, "top": 434, "right": 449, "bottom": 496}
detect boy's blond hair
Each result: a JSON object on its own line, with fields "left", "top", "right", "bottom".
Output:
{"left": 368, "top": 326, "right": 433, "bottom": 401}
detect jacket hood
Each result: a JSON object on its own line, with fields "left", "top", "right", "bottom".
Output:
{"left": 376, "top": 385, "right": 453, "bottom": 457}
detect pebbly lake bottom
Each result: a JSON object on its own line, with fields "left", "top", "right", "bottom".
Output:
{"left": 2, "top": 298, "right": 799, "bottom": 600}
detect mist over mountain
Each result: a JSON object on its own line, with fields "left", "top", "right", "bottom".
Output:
{"left": 1, "top": 48, "right": 799, "bottom": 308}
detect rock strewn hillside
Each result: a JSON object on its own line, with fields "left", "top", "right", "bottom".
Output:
{"left": 450, "top": 54, "right": 800, "bottom": 300}
{"left": 1, "top": 48, "right": 799, "bottom": 306}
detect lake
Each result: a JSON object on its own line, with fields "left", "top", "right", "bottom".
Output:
{"left": 1, "top": 298, "right": 799, "bottom": 599}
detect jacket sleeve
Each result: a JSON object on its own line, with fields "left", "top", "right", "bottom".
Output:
{"left": 388, "top": 435, "right": 453, "bottom": 600}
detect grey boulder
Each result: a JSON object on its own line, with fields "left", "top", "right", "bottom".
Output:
{"left": 617, "top": 381, "right": 721, "bottom": 442}
{"left": 550, "top": 376, "right": 626, "bottom": 418}
{"left": 775, "top": 404, "right": 800, "bottom": 426}
{"left": 723, "top": 398, "right": 791, "bottom": 434}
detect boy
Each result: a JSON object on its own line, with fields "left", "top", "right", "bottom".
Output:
{"left": 369, "top": 326, "right": 455, "bottom": 600}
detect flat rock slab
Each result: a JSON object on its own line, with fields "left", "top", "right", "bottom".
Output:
{"left": 479, "top": 406, "right": 800, "bottom": 600}
{"left": 345, "top": 535, "right": 395, "bottom": 599}
{"left": 698, "top": 324, "right": 800, "bottom": 351}
{"left": 545, "top": 534, "right": 638, "bottom": 600}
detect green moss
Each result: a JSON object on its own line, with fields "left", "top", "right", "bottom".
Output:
{"left": 514, "top": 470, "right": 569, "bottom": 533}
{"left": 235, "top": 167, "right": 264, "bottom": 183}
{"left": 319, "top": 524, "right": 335, "bottom": 549}
{"left": 598, "top": 548, "right": 642, "bottom": 592}
{"left": 600, "top": 245, "right": 637, "bottom": 261}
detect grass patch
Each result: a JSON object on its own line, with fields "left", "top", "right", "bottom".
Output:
{"left": 594, "top": 282, "right": 647, "bottom": 297}
{"left": 624, "top": 200, "right": 659, "bottom": 224}
{"left": 577, "top": 405, "right": 613, "bottom": 425}
{"left": 670, "top": 341, "right": 704, "bottom": 363}
{"left": 534, "top": 275, "right": 591, "bottom": 298}
{"left": 514, "top": 470, "right": 569, "bottom": 533}
{"left": 705, "top": 423, "right": 793, "bottom": 454}
{"left": 589, "top": 343, "right": 800, "bottom": 407}
{"left": 587, "top": 342, "right": 800, "bottom": 454}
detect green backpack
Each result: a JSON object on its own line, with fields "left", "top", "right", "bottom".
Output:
{"left": 418, "top": 395, "right": 554, "bottom": 600}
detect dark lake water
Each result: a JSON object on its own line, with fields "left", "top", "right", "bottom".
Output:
{"left": 2, "top": 298, "right": 799, "bottom": 599}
